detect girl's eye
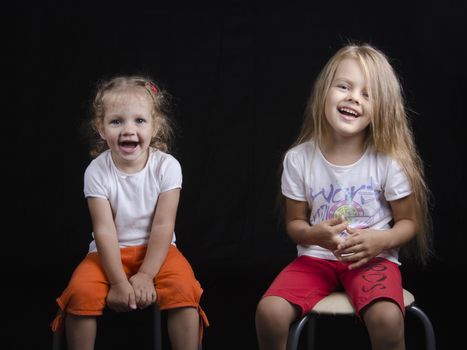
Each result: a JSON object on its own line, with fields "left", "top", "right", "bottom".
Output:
{"left": 362, "top": 92, "right": 369, "bottom": 99}
{"left": 337, "top": 84, "right": 348, "bottom": 90}
{"left": 110, "top": 119, "right": 121, "bottom": 125}
{"left": 136, "top": 118, "right": 146, "bottom": 124}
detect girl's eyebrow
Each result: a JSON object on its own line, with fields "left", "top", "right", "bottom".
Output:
{"left": 105, "top": 114, "right": 123, "bottom": 119}
{"left": 333, "top": 77, "right": 352, "bottom": 83}
{"left": 333, "top": 77, "right": 367, "bottom": 89}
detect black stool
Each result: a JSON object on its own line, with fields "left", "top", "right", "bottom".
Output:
{"left": 286, "top": 289, "right": 436, "bottom": 350}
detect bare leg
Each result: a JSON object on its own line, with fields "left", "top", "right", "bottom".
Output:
{"left": 167, "top": 307, "right": 200, "bottom": 350}
{"left": 363, "top": 300, "right": 405, "bottom": 350}
{"left": 65, "top": 314, "right": 97, "bottom": 350}
{"left": 255, "top": 296, "right": 300, "bottom": 350}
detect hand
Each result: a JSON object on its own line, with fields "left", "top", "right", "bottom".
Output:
{"left": 308, "top": 216, "right": 348, "bottom": 250}
{"left": 129, "top": 272, "right": 157, "bottom": 309}
{"left": 106, "top": 280, "right": 137, "bottom": 312}
{"left": 334, "top": 227, "right": 387, "bottom": 269}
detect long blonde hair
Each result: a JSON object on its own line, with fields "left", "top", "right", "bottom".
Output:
{"left": 86, "top": 75, "right": 174, "bottom": 158}
{"left": 292, "top": 43, "right": 433, "bottom": 264}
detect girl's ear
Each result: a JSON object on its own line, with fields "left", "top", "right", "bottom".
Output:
{"left": 152, "top": 118, "right": 160, "bottom": 138}
{"left": 97, "top": 125, "right": 106, "bottom": 140}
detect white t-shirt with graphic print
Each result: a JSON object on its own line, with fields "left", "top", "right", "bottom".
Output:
{"left": 281, "top": 141, "right": 411, "bottom": 265}
{"left": 84, "top": 148, "right": 182, "bottom": 253}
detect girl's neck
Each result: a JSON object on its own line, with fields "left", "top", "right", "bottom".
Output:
{"left": 111, "top": 149, "right": 150, "bottom": 174}
{"left": 320, "top": 136, "right": 366, "bottom": 166}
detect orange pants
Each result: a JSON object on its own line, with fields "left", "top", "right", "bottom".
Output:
{"left": 51, "top": 245, "right": 208, "bottom": 334}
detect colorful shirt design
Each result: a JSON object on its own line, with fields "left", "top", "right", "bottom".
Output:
{"left": 281, "top": 141, "right": 411, "bottom": 264}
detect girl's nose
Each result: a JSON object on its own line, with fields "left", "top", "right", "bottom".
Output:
{"left": 347, "top": 93, "right": 360, "bottom": 105}
{"left": 122, "top": 125, "right": 136, "bottom": 135}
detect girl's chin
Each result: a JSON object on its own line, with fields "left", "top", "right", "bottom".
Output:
{"left": 118, "top": 145, "right": 147, "bottom": 157}
{"left": 113, "top": 149, "right": 142, "bottom": 161}
{"left": 119, "top": 145, "right": 139, "bottom": 155}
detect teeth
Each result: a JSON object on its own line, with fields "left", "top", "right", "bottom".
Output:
{"left": 339, "top": 107, "right": 358, "bottom": 117}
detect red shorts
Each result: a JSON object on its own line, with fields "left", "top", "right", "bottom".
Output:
{"left": 51, "top": 245, "right": 208, "bottom": 332}
{"left": 262, "top": 256, "right": 404, "bottom": 319}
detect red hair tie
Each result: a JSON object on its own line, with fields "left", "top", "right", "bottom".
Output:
{"left": 148, "top": 82, "right": 158, "bottom": 94}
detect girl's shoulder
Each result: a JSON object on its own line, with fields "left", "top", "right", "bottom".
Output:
{"left": 286, "top": 140, "right": 315, "bottom": 157}
{"left": 85, "top": 150, "right": 112, "bottom": 174}
{"left": 148, "top": 148, "right": 182, "bottom": 175}
{"left": 149, "top": 148, "right": 179, "bottom": 166}
{"left": 366, "top": 147, "right": 399, "bottom": 167}
{"left": 283, "top": 141, "right": 318, "bottom": 166}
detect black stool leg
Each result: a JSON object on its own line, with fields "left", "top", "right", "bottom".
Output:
{"left": 407, "top": 305, "right": 436, "bottom": 350}
{"left": 306, "top": 315, "right": 317, "bottom": 349}
{"left": 154, "top": 305, "right": 162, "bottom": 350}
{"left": 287, "top": 315, "right": 311, "bottom": 350}
{"left": 52, "top": 330, "right": 62, "bottom": 350}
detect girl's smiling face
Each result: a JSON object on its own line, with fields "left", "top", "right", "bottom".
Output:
{"left": 98, "top": 89, "right": 155, "bottom": 173}
{"left": 324, "top": 57, "right": 372, "bottom": 141}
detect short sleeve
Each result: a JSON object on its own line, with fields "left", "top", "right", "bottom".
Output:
{"left": 281, "top": 150, "right": 307, "bottom": 201}
{"left": 159, "top": 155, "right": 182, "bottom": 193}
{"left": 83, "top": 161, "right": 108, "bottom": 199}
{"left": 384, "top": 158, "right": 412, "bottom": 201}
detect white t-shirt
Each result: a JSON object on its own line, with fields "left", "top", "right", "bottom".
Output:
{"left": 84, "top": 148, "right": 182, "bottom": 253}
{"left": 281, "top": 141, "right": 411, "bottom": 264}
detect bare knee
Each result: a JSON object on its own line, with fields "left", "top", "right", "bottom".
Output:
{"left": 364, "top": 301, "right": 404, "bottom": 333}
{"left": 167, "top": 306, "right": 199, "bottom": 328}
{"left": 65, "top": 314, "right": 97, "bottom": 350}
{"left": 256, "top": 296, "right": 299, "bottom": 330}
{"left": 167, "top": 307, "right": 200, "bottom": 350}
{"left": 363, "top": 300, "right": 405, "bottom": 349}
{"left": 256, "top": 297, "right": 299, "bottom": 350}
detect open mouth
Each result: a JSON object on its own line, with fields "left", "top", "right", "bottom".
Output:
{"left": 338, "top": 107, "right": 360, "bottom": 118}
{"left": 119, "top": 141, "right": 139, "bottom": 152}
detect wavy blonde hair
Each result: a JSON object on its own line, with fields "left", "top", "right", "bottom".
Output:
{"left": 292, "top": 43, "right": 433, "bottom": 264}
{"left": 86, "top": 75, "right": 174, "bottom": 158}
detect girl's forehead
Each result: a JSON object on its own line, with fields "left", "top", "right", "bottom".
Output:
{"left": 333, "top": 57, "right": 368, "bottom": 85}
{"left": 335, "top": 57, "right": 362, "bottom": 74}
{"left": 103, "top": 87, "right": 152, "bottom": 107}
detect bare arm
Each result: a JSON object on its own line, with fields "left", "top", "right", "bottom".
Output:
{"left": 285, "top": 197, "right": 347, "bottom": 250}
{"left": 385, "top": 194, "right": 418, "bottom": 248}
{"left": 335, "top": 194, "right": 418, "bottom": 269}
{"left": 87, "top": 197, "right": 136, "bottom": 311}
{"left": 129, "top": 188, "right": 180, "bottom": 308}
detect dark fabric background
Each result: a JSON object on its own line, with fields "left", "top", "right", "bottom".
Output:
{"left": 5, "top": 0, "right": 465, "bottom": 349}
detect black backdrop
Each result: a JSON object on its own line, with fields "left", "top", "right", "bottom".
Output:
{"left": 5, "top": 0, "right": 466, "bottom": 349}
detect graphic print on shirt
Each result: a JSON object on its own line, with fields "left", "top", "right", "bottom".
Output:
{"left": 309, "top": 177, "right": 385, "bottom": 230}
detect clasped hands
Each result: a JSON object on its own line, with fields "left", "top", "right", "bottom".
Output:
{"left": 106, "top": 272, "right": 156, "bottom": 312}
{"left": 317, "top": 217, "right": 386, "bottom": 270}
